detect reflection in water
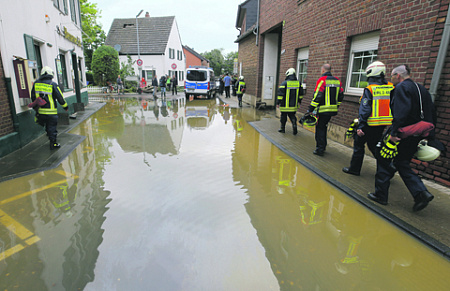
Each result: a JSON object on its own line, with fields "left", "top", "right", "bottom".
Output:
{"left": 0, "top": 97, "right": 449, "bottom": 290}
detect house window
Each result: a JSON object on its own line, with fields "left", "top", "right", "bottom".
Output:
{"left": 179, "top": 71, "right": 184, "bottom": 81}
{"left": 69, "top": 0, "right": 77, "bottom": 24}
{"left": 34, "top": 43, "right": 43, "bottom": 78}
{"left": 346, "top": 31, "right": 380, "bottom": 94}
{"left": 59, "top": 53, "right": 69, "bottom": 90}
{"left": 54, "top": 0, "right": 68, "bottom": 14}
{"left": 169, "top": 48, "right": 175, "bottom": 59}
{"left": 296, "top": 47, "right": 309, "bottom": 88}
{"left": 177, "top": 50, "right": 183, "bottom": 61}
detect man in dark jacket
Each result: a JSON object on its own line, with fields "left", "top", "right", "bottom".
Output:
{"left": 152, "top": 74, "right": 158, "bottom": 98}
{"left": 368, "top": 64, "right": 436, "bottom": 212}
{"left": 306, "top": 64, "right": 344, "bottom": 156}
{"left": 31, "top": 66, "right": 68, "bottom": 149}
{"left": 277, "top": 68, "right": 303, "bottom": 135}
{"left": 343, "top": 61, "right": 394, "bottom": 175}
{"left": 159, "top": 75, "right": 166, "bottom": 98}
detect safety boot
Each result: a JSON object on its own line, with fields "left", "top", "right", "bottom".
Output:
{"left": 413, "top": 190, "right": 434, "bottom": 212}
{"left": 50, "top": 141, "right": 61, "bottom": 150}
{"left": 293, "top": 124, "right": 298, "bottom": 135}
{"left": 278, "top": 127, "right": 285, "bottom": 133}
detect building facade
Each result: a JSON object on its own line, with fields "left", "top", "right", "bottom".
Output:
{"left": 105, "top": 14, "right": 185, "bottom": 85}
{"left": 0, "top": 0, "right": 88, "bottom": 158}
{"left": 235, "top": 0, "right": 450, "bottom": 185}
{"left": 183, "top": 45, "right": 210, "bottom": 68}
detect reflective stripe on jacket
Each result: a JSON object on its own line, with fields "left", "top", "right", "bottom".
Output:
{"left": 277, "top": 78, "right": 303, "bottom": 112}
{"left": 366, "top": 83, "right": 394, "bottom": 126}
{"left": 237, "top": 81, "right": 246, "bottom": 94}
{"left": 31, "top": 75, "right": 67, "bottom": 115}
{"left": 310, "top": 72, "right": 344, "bottom": 115}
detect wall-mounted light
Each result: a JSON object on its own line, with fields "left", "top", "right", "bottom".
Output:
{"left": 45, "top": 14, "right": 50, "bottom": 23}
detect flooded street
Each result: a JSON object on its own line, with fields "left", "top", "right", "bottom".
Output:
{"left": 1, "top": 96, "right": 449, "bottom": 290}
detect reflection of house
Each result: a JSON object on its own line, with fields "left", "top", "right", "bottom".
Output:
{"left": 183, "top": 45, "right": 209, "bottom": 68}
{"left": 235, "top": 0, "right": 450, "bottom": 182}
{"left": 0, "top": 0, "right": 88, "bottom": 158}
{"left": 105, "top": 13, "right": 185, "bottom": 85}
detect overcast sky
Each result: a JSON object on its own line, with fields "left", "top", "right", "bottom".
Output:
{"left": 93, "top": 0, "right": 243, "bottom": 55}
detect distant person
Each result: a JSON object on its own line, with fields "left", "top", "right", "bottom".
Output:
{"left": 231, "top": 75, "right": 237, "bottom": 96}
{"left": 166, "top": 75, "right": 171, "bottom": 92}
{"left": 235, "top": 76, "right": 246, "bottom": 107}
{"left": 219, "top": 76, "right": 224, "bottom": 95}
{"left": 224, "top": 73, "right": 231, "bottom": 98}
{"left": 159, "top": 75, "right": 167, "bottom": 98}
{"left": 117, "top": 75, "right": 124, "bottom": 95}
{"left": 368, "top": 64, "right": 436, "bottom": 212}
{"left": 30, "top": 66, "right": 68, "bottom": 149}
{"left": 343, "top": 61, "right": 394, "bottom": 176}
{"left": 277, "top": 68, "right": 303, "bottom": 135}
{"left": 305, "top": 64, "right": 344, "bottom": 156}
{"left": 139, "top": 77, "right": 147, "bottom": 94}
{"left": 152, "top": 74, "right": 158, "bottom": 98}
{"left": 171, "top": 75, "right": 178, "bottom": 95}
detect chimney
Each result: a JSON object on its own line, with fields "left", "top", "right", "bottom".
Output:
{"left": 145, "top": 12, "right": 150, "bottom": 18}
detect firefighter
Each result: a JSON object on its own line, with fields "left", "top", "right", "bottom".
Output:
{"left": 277, "top": 68, "right": 303, "bottom": 135}
{"left": 31, "top": 66, "right": 68, "bottom": 149}
{"left": 343, "top": 61, "right": 394, "bottom": 175}
{"left": 306, "top": 64, "right": 344, "bottom": 156}
{"left": 235, "top": 76, "right": 246, "bottom": 107}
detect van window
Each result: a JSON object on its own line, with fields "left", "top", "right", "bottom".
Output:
{"left": 187, "top": 70, "right": 207, "bottom": 81}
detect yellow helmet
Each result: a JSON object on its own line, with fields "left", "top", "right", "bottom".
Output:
{"left": 415, "top": 140, "right": 440, "bottom": 162}
{"left": 41, "top": 66, "right": 54, "bottom": 76}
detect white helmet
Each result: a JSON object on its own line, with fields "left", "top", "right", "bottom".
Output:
{"left": 365, "top": 61, "right": 386, "bottom": 78}
{"left": 239, "top": 76, "right": 244, "bottom": 80}
{"left": 415, "top": 140, "right": 441, "bottom": 162}
{"left": 286, "top": 68, "right": 296, "bottom": 76}
{"left": 41, "top": 66, "right": 54, "bottom": 76}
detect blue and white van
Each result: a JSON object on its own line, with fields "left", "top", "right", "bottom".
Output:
{"left": 185, "top": 67, "right": 217, "bottom": 99}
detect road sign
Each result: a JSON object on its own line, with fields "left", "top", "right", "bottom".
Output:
{"left": 171, "top": 63, "right": 177, "bottom": 70}
{"left": 137, "top": 59, "right": 143, "bottom": 66}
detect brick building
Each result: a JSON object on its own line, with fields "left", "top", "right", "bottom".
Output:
{"left": 235, "top": 0, "right": 450, "bottom": 185}
{"left": 183, "top": 45, "right": 210, "bottom": 68}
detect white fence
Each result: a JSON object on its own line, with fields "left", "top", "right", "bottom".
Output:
{"left": 87, "top": 86, "right": 105, "bottom": 93}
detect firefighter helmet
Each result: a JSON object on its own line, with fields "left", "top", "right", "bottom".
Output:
{"left": 239, "top": 76, "right": 244, "bottom": 80}
{"left": 41, "top": 66, "right": 54, "bottom": 76}
{"left": 415, "top": 140, "right": 440, "bottom": 162}
{"left": 300, "top": 114, "right": 318, "bottom": 127}
{"left": 365, "top": 61, "right": 386, "bottom": 78}
{"left": 286, "top": 68, "right": 296, "bottom": 76}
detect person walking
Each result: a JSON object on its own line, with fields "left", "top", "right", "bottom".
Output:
{"left": 171, "top": 75, "right": 178, "bottom": 95}
{"left": 368, "top": 64, "right": 436, "bottom": 212}
{"left": 235, "top": 76, "right": 246, "bottom": 107}
{"left": 152, "top": 74, "right": 158, "bottom": 98}
{"left": 30, "top": 66, "right": 69, "bottom": 149}
{"left": 159, "top": 75, "right": 166, "bottom": 98}
{"left": 219, "top": 76, "right": 224, "bottom": 95}
{"left": 224, "top": 73, "right": 231, "bottom": 98}
{"left": 277, "top": 68, "right": 303, "bottom": 135}
{"left": 166, "top": 75, "right": 171, "bottom": 92}
{"left": 231, "top": 75, "right": 237, "bottom": 96}
{"left": 305, "top": 64, "right": 344, "bottom": 156}
{"left": 343, "top": 61, "right": 394, "bottom": 176}
{"left": 117, "top": 75, "right": 123, "bottom": 95}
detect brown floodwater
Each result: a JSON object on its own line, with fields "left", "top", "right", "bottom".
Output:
{"left": 0, "top": 96, "right": 449, "bottom": 290}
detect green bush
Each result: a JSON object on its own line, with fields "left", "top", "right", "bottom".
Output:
{"left": 91, "top": 45, "right": 120, "bottom": 86}
{"left": 86, "top": 71, "right": 94, "bottom": 85}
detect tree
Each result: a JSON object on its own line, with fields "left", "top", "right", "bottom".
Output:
{"left": 91, "top": 45, "right": 120, "bottom": 86}
{"left": 201, "top": 49, "right": 224, "bottom": 76}
{"left": 223, "top": 51, "right": 238, "bottom": 75}
{"left": 119, "top": 55, "right": 136, "bottom": 79}
{"left": 80, "top": 0, "right": 106, "bottom": 70}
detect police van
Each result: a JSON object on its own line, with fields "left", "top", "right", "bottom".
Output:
{"left": 185, "top": 66, "right": 217, "bottom": 99}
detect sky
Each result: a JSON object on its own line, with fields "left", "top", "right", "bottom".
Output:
{"left": 93, "top": 0, "right": 244, "bottom": 55}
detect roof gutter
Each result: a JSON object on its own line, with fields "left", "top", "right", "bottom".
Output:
{"left": 429, "top": 7, "right": 450, "bottom": 102}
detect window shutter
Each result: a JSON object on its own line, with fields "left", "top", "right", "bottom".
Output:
{"left": 351, "top": 31, "right": 380, "bottom": 52}
{"left": 24, "top": 34, "right": 36, "bottom": 61}
{"left": 297, "top": 47, "right": 309, "bottom": 60}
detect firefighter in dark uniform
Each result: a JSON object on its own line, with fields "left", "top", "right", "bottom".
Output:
{"left": 368, "top": 64, "right": 436, "bottom": 212}
{"left": 235, "top": 76, "right": 246, "bottom": 107}
{"left": 343, "top": 61, "right": 394, "bottom": 176}
{"left": 31, "top": 66, "right": 68, "bottom": 149}
{"left": 277, "top": 68, "right": 303, "bottom": 135}
{"left": 306, "top": 64, "right": 344, "bottom": 156}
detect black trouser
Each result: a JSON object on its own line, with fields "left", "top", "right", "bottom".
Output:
{"left": 280, "top": 112, "right": 297, "bottom": 129}
{"left": 237, "top": 94, "right": 243, "bottom": 106}
{"left": 232, "top": 85, "right": 236, "bottom": 96}
{"left": 374, "top": 135, "right": 427, "bottom": 201}
{"left": 38, "top": 114, "right": 58, "bottom": 142}
{"left": 315, "top": 114, "right": 331, "bottom": 152}
{"left": 348, "top": 125, "right": 385, "bottom": 172}
{"left": 225, "top": 86, "right": 230, "bottom": 98}
{"left": 172, "top": 85, "right": 177, "bottom": 95}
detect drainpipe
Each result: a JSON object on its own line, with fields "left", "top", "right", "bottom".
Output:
{"left": 254, "top": 0, "right": 260, "bottom": 46}
{"left": 429, "top": 7, "right": 450, "bottom": 102}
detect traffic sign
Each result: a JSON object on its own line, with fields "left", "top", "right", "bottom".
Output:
{"left": 137, "top": 59, "right": 143, "bottom": 66}
{"left": 171, "top": 63, "right": 177, "bottom": 70}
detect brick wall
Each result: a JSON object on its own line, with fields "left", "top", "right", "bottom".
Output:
{"left": 238, "top": 34, "right": 259, "bottom": 97}
{"left": 183, "top": 48, "right": 203, "bottom": 68}
{"left": 246, "top": 0, "right": 450, "bottom": 185}
{"left": 0, "top": 48, "right": 14, "bottom": 137}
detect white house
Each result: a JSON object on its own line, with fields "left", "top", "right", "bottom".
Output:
{"left": 105, "top": 13, "right": 185, "bottom": 86}
{"left": 0, "top": 0, "right": 87, "bottom": 156}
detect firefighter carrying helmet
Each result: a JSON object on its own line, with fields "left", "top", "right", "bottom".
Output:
{"left": 300, "top": 114, "right": 318, "bottom": 127}
{"left": 239, "top": 76, "right": 244, "bottom": 80}
{"left": 365, "top": 61, "right": 386, "bottom": 78}
{"left": 286, "top": 68, "right": 296, "bottom": 76}
{"left": 41, "top": 66, "right": 54, "bottom": 76}
{"left": 415, "top": 140, "right": 440, "bottom": 162}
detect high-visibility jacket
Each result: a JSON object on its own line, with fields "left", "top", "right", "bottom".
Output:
{"left": 366, "top": 83, "right": 394, "bottom": 126}
{"left": 309, "top": 72, "right": 344, "bottom": 116}
{"left": 236, "top": 81, "right": 246, "bottom": 94}
{"left": 31, "top": 75, "right": 67, "bottom": 115}
{"left": 277, "top": 75, "right": 303, "bottom": 112}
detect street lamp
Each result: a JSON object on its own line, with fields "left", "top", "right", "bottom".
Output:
{"left": 136, "top": 9, "right": 144, "bottom": 78}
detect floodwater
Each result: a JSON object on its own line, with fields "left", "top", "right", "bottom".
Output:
{"left": 0, "top": 96, "right": 449, "bottom": 290}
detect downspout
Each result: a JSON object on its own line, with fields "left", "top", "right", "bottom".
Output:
{"left": 429, "top": 7, "right": 450, "bottom": 102}
{"left": 254, "top": 0, "right": 260, "bottom": 46}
